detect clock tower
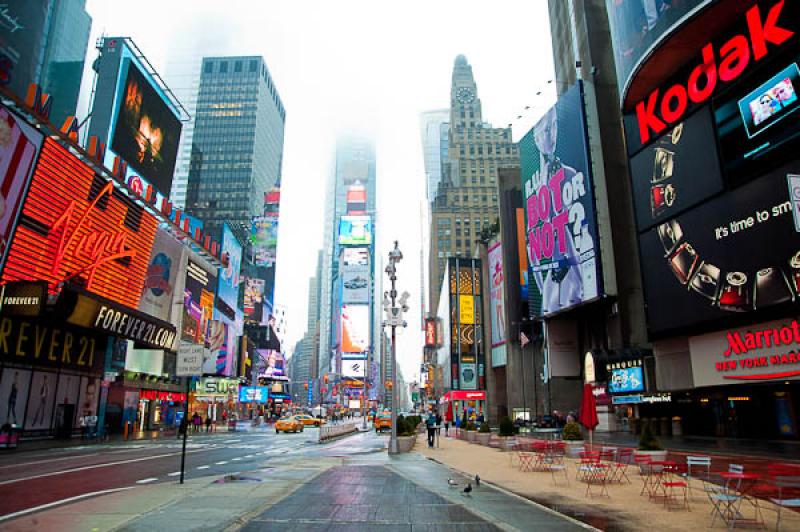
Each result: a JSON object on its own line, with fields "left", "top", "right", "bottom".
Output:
{"left": 450, "top": 55, "right": 482, "bottom": 128}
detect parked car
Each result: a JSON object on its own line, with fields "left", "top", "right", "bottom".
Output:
{"left": 374, "top": 413, "right": 392, "bottom": 432}
{"left": 275, "top": 415, "right": 305, "bottom": 434}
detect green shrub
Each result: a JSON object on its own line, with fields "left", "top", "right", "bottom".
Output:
{"left": 638, "top": 420, "right": 662, "bottom": 451}
{"left": 498, "top": 416, "right": 514, "bottom": 437}
{"left": 465, "top": 421, "right": 477, "bottom": 431}
{"left": 561, "top": 421, "right": 583, "bottom": 441}
{"left": 478, "top": 422, "right": 491, "bottom": 433}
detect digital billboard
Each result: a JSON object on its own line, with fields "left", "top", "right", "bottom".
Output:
{"left": 205, "top": 319, "right": 232, "bottom": 375}
{"left": 520, "top": 82, "right": 601, "bottom": 317}
{"left": 251, "top": 215, "right": 278, "bottom": 267}
{"left": 256, "top": 348, "right": 285, "bottom": 379}
{"left": 629, "top": 108, "right": 724, "bottom": 231}
{"left": 605, "top": 0, "right": 709, "bottom": 94}
{"left": 182, "top": 258, "right": 216, "bottom": 344}
{"left": 239, "top": 386, "right": 268, "bottom": 403}
{"left": 639, "top": 161, "right": 800, "bottom": 334}
{"left": 715, "top": 48, "right": 800, "bottom": 186}
{"left": 342, "top": 268, "right": 369, "bottom": 303}
{"left": 1, "top": 139, "right": 158, "bottom": 309}
{"left": 342, "top": 247, "right": 369, "bottom": 267}
{"left": 342, "top": 358, "right": 366, "bottom": 378}
{"left": 339, "top": 216, "right": 372, "bottom": 246}
{"left": 110, "top": 60, "right": 181, "bottom": 197}
{"left": 216, "top": 224, "right": 242, "bottom": 320}
{"left": 139, "top": 228, "right": 184, "bottom": 322}
{"left": 608, "top": 366, "right": 645, "bottom": 394}
{"left": 0, "top": 105, "right": 43, "bottom": 269}
{"left": 341, "top": 304, "right": 370, "bottom": 353}
{"left": 243, "top": 277, "right": 265, "bottom": 324}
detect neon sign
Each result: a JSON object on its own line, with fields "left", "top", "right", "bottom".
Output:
{"left": 1, "top": 139, "right": 157, "bottom": 309}
{"left": 635, "top": 1, "right": 795, "bottom": 144}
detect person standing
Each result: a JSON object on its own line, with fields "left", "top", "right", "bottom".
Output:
{"left": 205, "top": 416, "right": 212, "bottom": 433}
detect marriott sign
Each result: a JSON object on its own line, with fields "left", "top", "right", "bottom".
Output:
{"left": 635, "top": 1, "right": 795, "bottom": 145}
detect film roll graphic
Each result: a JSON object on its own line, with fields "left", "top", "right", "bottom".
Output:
{"left": 667, "top": 242, "right": 699, "bottom": 285}
{"left": 718, "top": 271, "right": 750, "bottom": 312}
{"left": 657, "top": 219, "right": 684, "bottom": 257}
{"left": 752, "top": 267, "right": 795, "bottom": 310}
{"left": 688, "top": 261, "right": 721, "bottom": 302}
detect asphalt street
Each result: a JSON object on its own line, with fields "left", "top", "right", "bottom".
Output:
{"left": 0, "top": 423, "right": 380, "bottom": 520}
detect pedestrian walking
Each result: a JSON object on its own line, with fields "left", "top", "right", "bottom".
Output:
{"left": 426, "top": 411, "right": 436, "bottom": 448}
{"left": 192, "top": 412, "right": 201, "bottom": 432}
{"left": 178, "top": 416, "right": 188, "bottom": 439}
{"left": 436, "top": 413, "right": 443, "bottom": 438}
{"left": 205, "top": 416, "right": 212, "bottom": 433}
{"left": 444, "top": 419, "right": 450, "bottom": 436}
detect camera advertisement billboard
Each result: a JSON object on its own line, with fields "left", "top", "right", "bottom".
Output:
{"left": 520, "top": 82, "right": 602, "bottom": 317}
{"left": 640, "top": 161, "right": 800, "bottom": 334}
{"left": 339, "top": 216, "right": 372, "bottom": 246}
{"left": 341, "top": 304, "right": 370, "bottom": 354}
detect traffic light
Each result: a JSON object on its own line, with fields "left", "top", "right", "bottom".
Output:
{"left": 304, "top": 383, "right": 309, "bottom": 390}
{"left": 323, "top": 375, "right": 329, "bottom": 384}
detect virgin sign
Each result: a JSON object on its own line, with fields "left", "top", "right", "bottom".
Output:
{"left": 2, "top": 139, "right": 157, "bottom": 309}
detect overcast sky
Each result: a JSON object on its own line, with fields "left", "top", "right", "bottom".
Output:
{"left": 81, "top": 0, "right": 556, "bottom": 382}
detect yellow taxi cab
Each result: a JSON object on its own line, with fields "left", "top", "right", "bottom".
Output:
{"left": 374, "top": 412, "right": 392, "bottom": 432}
{"left": 294, "top": 414, "right": 325, "bottom": 427}
{"left": 275, "top": 415, "right": 304, "bottom": 434}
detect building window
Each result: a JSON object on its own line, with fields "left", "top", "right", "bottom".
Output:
{"left": 249, "top": 60, "right": 258, "bottom": 72}
{"left": 234, "top": 60, "right": 242, "bottom": 72}
{"left": 204, "top": 61, "right": 213, "bottom": 73}
{"left": 219, "top": 61, "right": 228, "bottom": 73}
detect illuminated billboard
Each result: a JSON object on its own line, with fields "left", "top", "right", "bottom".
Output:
{"left": 342, "top": 268, "right": 369, "bottom": 304}
{"left": 256, "top": 348, "right": 285, "bottom": 378}
{"left": 216, "top": 224, "right": 242, "bottom": 320}
{"left": 243, "top": 277, "right": 265, "bottom": 324}
{"left": 0, "top": 105, "right": 43, "bottom": 270}
{"left": 139, "top": 228, "right": 184, "bottom": 322}
{"left": 182, "top": 258, "right": 216, "bottom": 344}
{"left": 342, "top": 358, "right": 366, "bottom": 378}
{"left": 341, "top": 304, "right": 370, "bottom": 354}
{"left": 339, "top": 216, "right": 372, "bottom": 246}
{"left": 520, "top": 82, "right": 602, "bottom": 317}
{"left": 342, "top": 247, "right": 369, "bottom": 267}
{"left": 1, "top": 139, "right": 158, "bottom": 309}
{"left": 239, "top": 386, "right": 268, "bottom": 403}
{"left": 251, "top": 215, "right": 278, "bottom": 267}
{"left": 111, "top": 60, "right": 181, "bottom": 196}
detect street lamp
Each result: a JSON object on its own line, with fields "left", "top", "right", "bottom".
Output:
{"left": 382, "top": 240, "right": 408, "bottom": 455}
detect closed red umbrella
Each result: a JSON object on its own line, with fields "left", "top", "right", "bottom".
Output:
{"left": 578, "top": 383, "right": 599, "bottom": 447}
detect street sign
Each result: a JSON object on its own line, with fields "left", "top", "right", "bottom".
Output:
{"left": 176, "top": 343, "right": 204, "bottom": 376}
{"left": 307, "top": 379, "right": 313, "bottom": 403}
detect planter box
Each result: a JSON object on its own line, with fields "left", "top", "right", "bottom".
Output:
{"left": 466, "top": 430, "right": 477, "bottom": 443}
{"left": 397, "top": 435, "right": 416, "bottom": 453}
{"left": 498, "top": 436, "right": 516, "bottom": 451}
{"left": 634, "top": 449, "right": 668, "bottom": 473}
{"left": 564, "top": 440, "right": 585, "bottom": 458}
{"left": 476, "top": 432, "right": 491, "bottom": 446}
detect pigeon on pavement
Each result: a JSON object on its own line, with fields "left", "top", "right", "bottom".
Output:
{"left": 475, "top": 474, "right": 481, "bottom": 487}
{"left": 462, "top": 482, "right": 472, "bottom": 496}
{"left": 447, "top": 478, "right": 458, "bottom": 488}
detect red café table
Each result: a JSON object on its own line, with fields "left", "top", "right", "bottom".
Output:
{"left": 646, "top": 461, "right": 677, "bottom": 500}
{"left": 718, "top": 472, "right": 764, "bottom": 527}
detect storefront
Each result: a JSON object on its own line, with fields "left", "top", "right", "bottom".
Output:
{"left": 440, "top": 390, "right": 487, "bottom": 424}
{"left": 610, "top": 0, "right": 800, "bottom": 440}
{"left": 191, "top": 377, "right": 239, "bottom": 424}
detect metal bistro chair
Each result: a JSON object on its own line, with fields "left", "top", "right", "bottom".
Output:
{"left": 685, "top": 455, "right": 712, "bottom": 495}
{"left": 577, "top": 451, "right": 600, "bottom": 482}
{"left": 769, "top": 475, "right": 800, "bottom": 531}
{"left": 548, "top": 442, "right": 570, "bottom": 487}
{"left": 704, "top": 476, "right": 742, "bottom": 529}
{"left": 612, "top": 448, "right": 634, "bottom": 484}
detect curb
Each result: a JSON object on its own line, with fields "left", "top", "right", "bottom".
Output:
{"left": 424, "top": 455, "right": 600, "bottom": 531}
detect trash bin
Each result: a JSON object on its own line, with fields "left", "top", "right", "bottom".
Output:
{"left": 672, "top": 416, "right": 682, "bottom": 437}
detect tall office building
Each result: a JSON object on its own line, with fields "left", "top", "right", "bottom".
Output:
{"left": 428, "top": 56, "right": 518, "bottom": 313}
{"left": 419, "top": 109, "right": 450, "bottom": 203}
{"left": 318, "top": 137, "right": 379, "bottom": 406}
{"left": 185, "top": 56, "right": 286, "bottom": 240}
{"left": 0, "top": 0, "right": 92, "bottom": 126}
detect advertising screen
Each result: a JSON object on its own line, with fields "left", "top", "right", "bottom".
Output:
{"left": 216, "top": 224, "right": 242, "bottom": 320}
{"left": 341, "top": 304, "right": 370, "bottom": 354}
{"left": 640, "top": 161, "right": 800, "bottom": 334}
{"left": 342, "top": 358, "right": 366, "bottom": 378}
{"left": 110, "top": 60, "right": 181, "bottom": 197}
{"left": 608, "top": 366, "right": 645, "bottom": 394}
{"left": 342, "top": 247, "right": 369, "bottom": 267}
{"left": 255, "top": 348, "right": 285, "bottom": 378}
{"left": 139, "top": 228, "right": 184, "bottom": 322}
{"left": 488, "top": 240, "right": 506, "bottom": 348}
{"left": 238, "top": 386, "right": 268, "bottom": 403}
{"left": 339, "top": 216, "right": 372, "bottom": 246}
{"left": 342, "top": 268, "right": 369, "bottom": 303}
{"left": 0, "top": 106, "right": 43, "bottom": 269}
{"left": 182, "top": 258, "right": 216, "bottom": 344}
{"left": 251, "top": 216, "right": 278, "bottom": 267}
{"left": 243, "top": 277, "right": 265, "bottom": 323}
{"left": 424, "top": 318, "right": 437, "bottom": 348}
{"left": 716, "top": 49, "right": 800, "bottom": 185}
{"left": 629, "top": 108, "right": 725, "bottom": 231}
{"left": 520, "top": 82, "right": 601, "bottom": 317}
{"left": 1, "top": 140, "right": 158, "bottom": 309}
{"left": 605, "top": 0, "right": 708, "bottom": 93}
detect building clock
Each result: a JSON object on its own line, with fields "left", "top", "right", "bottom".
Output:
{"left": 456, "top": 87, "right": 474, "bottom": 104}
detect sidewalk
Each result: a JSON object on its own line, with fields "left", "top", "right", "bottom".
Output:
{"left": 418, "top": 434, "right": 800, "bottom": 531}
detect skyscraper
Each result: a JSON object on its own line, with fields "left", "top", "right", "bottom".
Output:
{"left": 419, "top": 109, "right": 450, "bottom": 203}
{"left": 185, "top": 56, "right": 286, "bottom": 240}
{"left": 0, "top": 0, "right": 92, "bottom": 126}
{"left": 428, "top": 56, "right": 518, "bottom": 313}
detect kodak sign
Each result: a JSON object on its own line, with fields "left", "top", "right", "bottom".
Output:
{"left": 635, "top": 1, "right": 795, "bottom": 144}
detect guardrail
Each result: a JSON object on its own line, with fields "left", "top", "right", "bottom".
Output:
{"left": 319, "top": 422, "right": 358, "bottom": 442}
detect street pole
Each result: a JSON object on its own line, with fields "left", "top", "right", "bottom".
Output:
{"left": 179, "top": 377, "right": 190, "bottom": 484}
{"left": 383, "top": 241, "right": 407, "bottom": 455}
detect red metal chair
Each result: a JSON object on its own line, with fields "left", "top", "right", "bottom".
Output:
{"left": 577, "top": 451, "right": 600, "bottom": 482}
{"left": 662, "top": 463, "right": 690, "bottom": 511}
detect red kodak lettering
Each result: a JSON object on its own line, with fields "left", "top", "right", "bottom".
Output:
{"left": 636, "top": 89, "right": 666, "bottom": 144}
{"left": 687, "top": 44, "right": 718, "bottom": 103}
{"left": 747, "top": 0, "right": 794, "bottom": 61}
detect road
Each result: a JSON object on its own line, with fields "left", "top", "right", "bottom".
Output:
{"left": 0, "top": 421, "right": 382, "bottom": 519}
